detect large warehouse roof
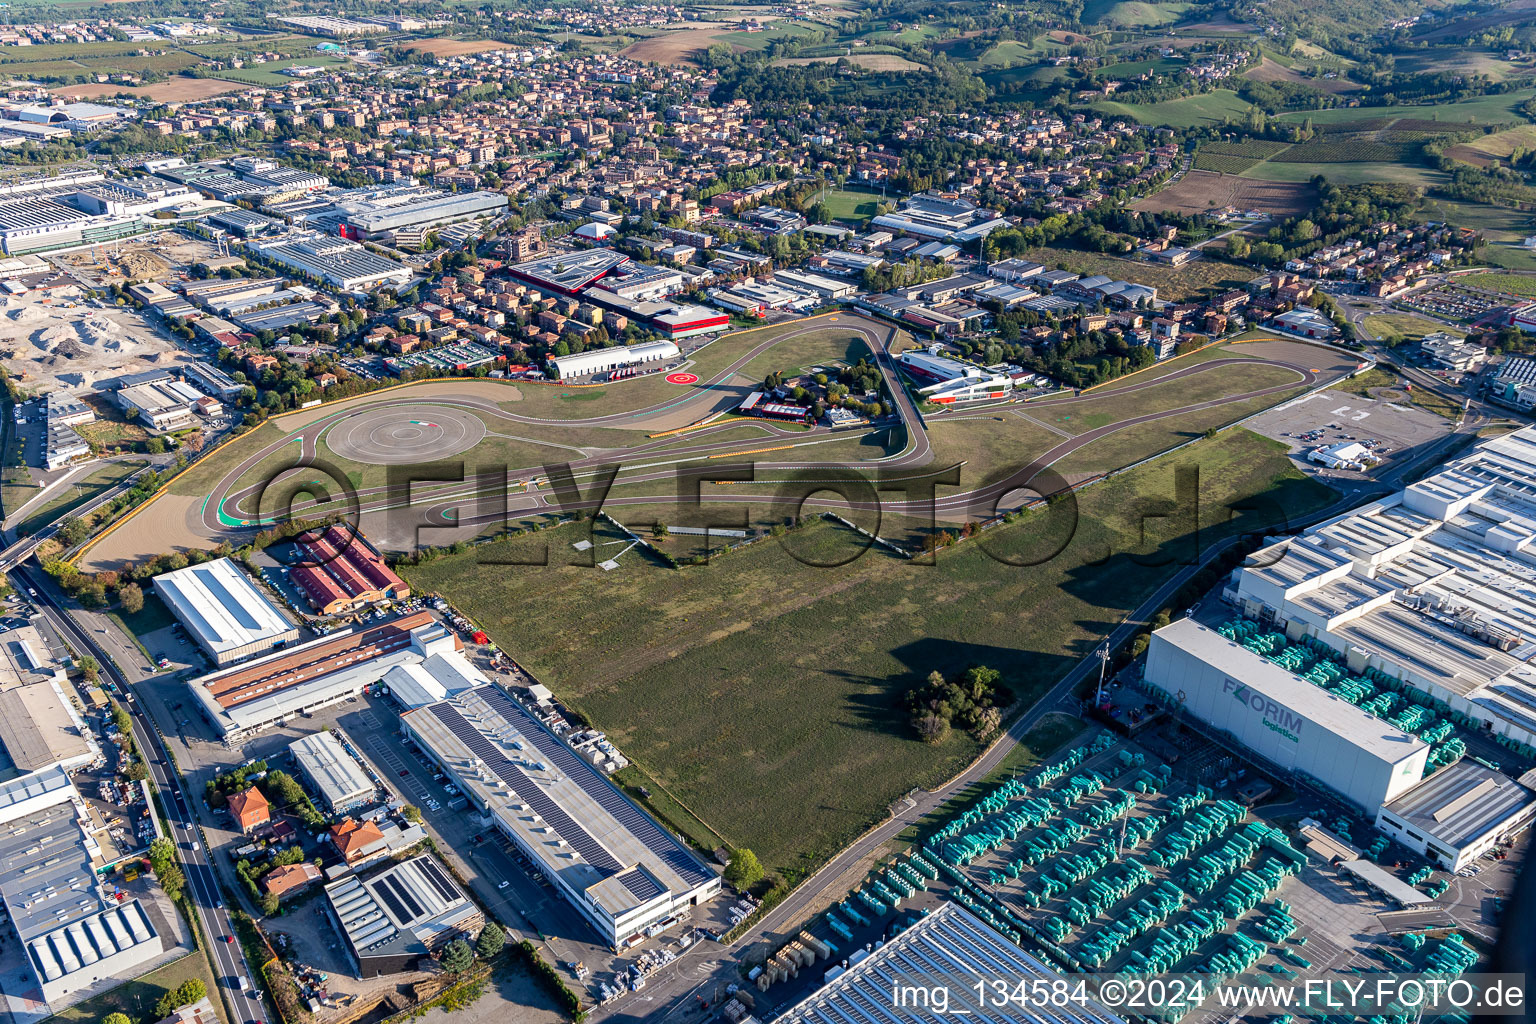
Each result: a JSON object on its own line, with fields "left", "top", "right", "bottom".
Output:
{"left": 1153, "top": 619, "right": 1428, "bottom": 761}
{"left": 188, "top": 611, "right": 455, "bottom": 737}
{"left": 289, "top": 730, "right": 375, "bottom": 810}
{"left": 1380, "top": 761, "right": 1536, "bottom": 850}
{"left": 777, "top": 902, "right": 1123, "bottom": 1024}
{"left": 510, "top": 248, "right": 629, "bottom": 294}
{"left": 1232, "top": 423, "right": 1536, "bottom": 748}
{"left": 153, "top": 558, "right": 296, "bottom": 659}
{"left": 403, "top": 685, "right": 714, "bottom": 923}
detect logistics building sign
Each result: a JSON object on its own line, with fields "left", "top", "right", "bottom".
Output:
{"left": 1223, "top": 677, "right": 1303, "bottom": 744}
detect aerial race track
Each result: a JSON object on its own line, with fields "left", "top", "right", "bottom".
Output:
{"left": 80, "top": 311, "right": 1352, "bottom": 567}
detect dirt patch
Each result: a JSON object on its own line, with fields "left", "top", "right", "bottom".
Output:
{"left": 773, "top": 53, "right": 925, "bottom": 71}
{"left": 51, "top": 78, "right": 252, "bottom": 103}
{"left": 1132, "top": 169, "right": 1316, "bottom": 217}
{"left": 402, "top": 38, "right": 517, "bottom": 56}
{"left": 1048, "top": 29, "right": 1093, "bottom": 43}
{"left": 618, "top": 22, "right": 740, "bottom": 65}
{"left": 1244, "top": 56, "right": 1362, "bottom": 93}
{"left": 0, "top": 294, "right": 192, "bottom": 394}
{"left": 79, "top": 491, "right": 203, "bottom": 573}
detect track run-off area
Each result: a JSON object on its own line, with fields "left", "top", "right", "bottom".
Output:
{"left": 78, "top": 312, "right": 1358, "bottom": 571}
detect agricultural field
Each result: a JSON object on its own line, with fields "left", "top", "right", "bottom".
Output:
{"left": 1445, "top": 123, "right": 1536, "bottom": 168}
{"left": 1275, "top": 88, "right": 1536, "bottom": 127}
{"left": 400, "top": 428, "right": 1336, "bottom": 876}
{"left": 1465, "top": 273, "right": 1536, "bottom": 298}
{"left": 619, "top": 23, "right": 742, "bottom": 64}
{"left": 1018, "top": 246, "right": 1253, "bottom": 301}
{"left": 1243, "top": 56, "right": 1362, "bottom": 94}
{"left": 773, "top": 53, "right": 926, "bottom": 71}
{"left": 974, "top": 39, "right": 1057, "bottom": 68}
{"left": 1239, "top": 160, "right": 1446, "bottom": 187}
{"left": 51, "top": 77, "right": 253, "bottom": 102}
{"left": 1192, "top": 139, "right": 1293, "bottom": 174}
{"left": 401, "top": 38, "right": 518, "bottom": 56}
{"left": 1131, "top": 169, "right": 1316, "bottom": 216}
{"left": 1080, "top": 0, "right": 1195, "bottom": 27}
{"left": 1092, "top": 89, "right": 1255, "bottom": 128}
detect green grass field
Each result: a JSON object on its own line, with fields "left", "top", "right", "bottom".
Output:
{"left": 817, "top": 187, "right": 884, "bottom": 225}
{"left": 1361, "top": 312, "right": 1461, "bottom": 341}
{"left": 1093, "top": 89, "right": 1254, "bottom": 128}
{"left": 974, "top": 39, "right": 1054, "bottom": 68}
{"left": 50, "top": 953, "right": 222, "bottom": 1024}
{"left": 1239, "top": 161, "right": 1447, "bottom": 187}
{"left": 1081, "top": 0, "right": 1194, "bottom": 26}
{"left": 401, "top": 428, "right": 1335, "bottom": 877}
{"left": 213, "top": 55, "right": 350, "bottom": 86}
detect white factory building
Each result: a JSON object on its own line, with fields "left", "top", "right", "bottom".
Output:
{"left": 153, "top": 557, "right": 300, "bottom": 665}
{"left": 401, "top": 685, "right": 720, "bottom": 948}
{"left": 1145, "top": 619, "right": 1430, "bottom": 811}
{"left": 289, "top": 730, "right": 377, "bottom": 816}
{"left": 249, "top": 233, "right": 414, "bottom": 292}
{"left": 1143, "top": 423, "right": 1536, "bottom": 864}
{"left": 548, "top": 340, "right": 679, "bottom": 381}
{"left": 1225, "top": 424, "right": 1536, "bottom": 751}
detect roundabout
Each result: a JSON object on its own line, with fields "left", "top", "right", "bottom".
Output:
{"left": 324, "top": 404, "right": 488, "bottom": 464}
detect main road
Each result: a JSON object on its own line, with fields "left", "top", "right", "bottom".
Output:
{"left": 13, "top": 564, "right": 268, "bottom": 1024}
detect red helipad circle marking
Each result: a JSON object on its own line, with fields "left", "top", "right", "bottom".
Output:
{"left": 666, "top": 372, "right": 700, "bottom": 385}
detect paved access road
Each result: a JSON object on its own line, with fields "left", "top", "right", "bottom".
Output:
{"left": 14, "top": 565, "right": 269, "bottom": 1024}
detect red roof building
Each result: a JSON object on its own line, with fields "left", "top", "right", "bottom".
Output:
{"left": 228, "top": 786, "right": 270, "bottom": 833}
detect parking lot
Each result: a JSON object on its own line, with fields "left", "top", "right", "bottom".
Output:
{"left": 1245, "top": 389, "right": 1453, "bottom": 482}
{"left": 1398, "top": 285, "right": 1511, "bottom": 324}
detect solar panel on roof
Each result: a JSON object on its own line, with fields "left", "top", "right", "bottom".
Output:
{"left": 372, "top": 880, "right": 412, "bottom": 923}
{"left": 473, "top": 687, "right": 713, "bottom": 887}
{"left": 417, "top": 857, "right": 460, "bottom": 904}
{"left": 617, "top": 869, "right": 662, "bottom": 903}
{"left": 425, "top": 702, "right": 623, "bottom": 873}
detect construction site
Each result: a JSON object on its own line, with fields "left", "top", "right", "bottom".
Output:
{"left": 49, "top": 231, "right": 229, "bottom": 290}
{"left": 738, "top": 725, "right": 1514, "bottom": 1024}
{"left": 0, "top": 292, "right": 190, "bottom": 393}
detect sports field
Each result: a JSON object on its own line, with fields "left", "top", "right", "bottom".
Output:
{"left": 401, "top": 428, "right": 1337, "bottom": 876}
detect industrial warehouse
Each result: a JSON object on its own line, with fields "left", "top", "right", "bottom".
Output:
{"left": 288, "top": 527, "right": 411, "bottom": 616}
{"left": 324, "top": 854, "right": 484, "bottom": 977}
{"left": 1141, "top": 422, "right": 1536, "bottom": 870}
{"left": 0, "top": 169, "right": 194, "bottom": 254}
{"left": 188, "top": 610, "right": 460, "bottom": 739}
{"left": 153, "top": 558, "right": 300, "bottom": 665}
{"left": 0, "top": 631, "right": 162, "bottom": 1014}
{"left": 510, "top": 249, "right": 729, "bottom": 341}
{"left": 284, "top": 184, "right": 509, "bottom": 243}
{"left": 776, "top": 902, "right": 1122, "bottom": 1024}
{"left": 0, "top": 769, "right": 166, "bottom": 1009}
{"left": 549, "top": 339, "right": 679, "bottom": 381}
{"left": 400, "top": 685, "right": 720, "bottom": 948}
{"left": 289, "top": 730, "right": 377, "bottom": 816}
{"left": 248, "top": 233, "right": 414, "bottom": 292}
